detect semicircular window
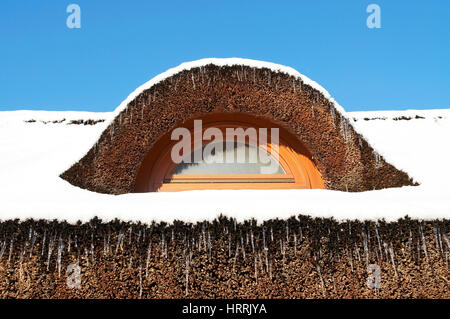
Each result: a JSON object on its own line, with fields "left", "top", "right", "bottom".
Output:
{"left": 133, "top": 115, "right": 325, "bottom": 192}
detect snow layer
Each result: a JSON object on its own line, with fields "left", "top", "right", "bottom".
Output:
{"left": 0, "top": 109, "right": 449, "bottom": 225}
{"left": 108, "top": 58, "right": 348, "bottom": 121}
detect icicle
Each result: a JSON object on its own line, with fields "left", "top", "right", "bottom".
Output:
{"left": 41, "top": 231, "right": 46, "bottom": 256}
{"left": 208, "top": 231, "right": 211, "bottom": 258}
{"left": 262, "top": 228, "right": 266, "bottom": 251}
{"left": 8, "top": 236, "right": 14, "bottom": 263}
{"left": 84, "top": 248, "right": 89, "bottom": 266}
{"left": 330, "top": 106, "right": 336, "bottom": 128}
{"left": 19, "top": 245, "right": 26, "bottom": 274}
{"left": 47, "top": 236, "right": 54, "bottom": 270}
{"left": 161, "top": 233, "right": 166, "bottom": 258}
{"left": 109, "top": 123, "right": 114, "bottom": 138}
{"left": 420, "top": 225, "right": 429, "bottom": 263}
{"left": 164, "top": 241, "right": 168, "bottom": 259}
{"left": 374, "top": 152, "right": 382, "bottom": 169}
{"left": 145, "top": 242, "right": 152, "bottom": 278}
{"left": 437, "top": 229, "right": 443, "bottom": 255}
{"left": 30, "top": 231, "right": 37, "bottom": 257}
{"left": 286, "top": 221, "right": 289, "bottom": 243}
{"left": 258, "top": 251, "right": 263, "bottom": 274}
{"left": 90, "top": 241, "right": 95, "bottom": 263}
{"left": 316, "top": 264, "right": 326, "bottom": 297}
{"left": 264, "top": 248, "right": 269, "bottom": 273}
{"left": 270, "top": 227, "right": 274, "bottom": 242}
{"left": 341, "top": 118, "right": 351, "bottom": 144}
{"left": 0, "top": 241, "right": 6, "bottom": 260}
{"left": 348, "top": 247, "right": 354, "bottom": 272}
{"left": 139, "top": 264, "right": 143, "bottom": 299}
{"left": 232, "top": 242, "right": 239, "bottom": 272}
{"left": 433, "top": 225, "right": 439, "bottom": 249}
{"left": 185, "top": 255, "right": 190, "bottom": 296}
{"left": 383, "top": 241, "right": 389, "bottom": 262}
{"left": 254, "top": 256, "right": 258, "bottom": 283}
{"left": 202, "top": 226, "right": 206, "bottom": 250}
{"left": 106, "top": 233, "right": 110, "bottom": 254}
{"left": 375, "top": 224, "right": 382, "bottom": 261}
{"left": 115, "top": 232, "right": 124, "bottom": 255}
{"left": 197, "top": 234, "right": 201, "bottom": 252}
{"left": 362, "top": 232, "right": 369, "bottom": 265}
{"left": 443, "top": 234, "right": 450, "bottom": 250}
{"left": 57, "top": 238, "right": 63, "bottom": 276}
{"left": 228, "top": 233, "right": 231, "bottom": 257}
{"left": 191, "top": 74, "right": 195, "bottom": 89}
{"left": 417, "top": 240, "right": 421, "bottom": 261}
{"left": 389, "top": 242, "right": 398, "bottom": 277}
{"left": 408, "top": 230, "right": 412, "bottom": 253}
{"left": 250, "top": 230, "right": 254, "bottom": 253}
{"left": 129, "top": 227, "right": 133, "bottom": 245}
{"left": 354, "top": 243, "right": 361, "bottom": 262}
{"left": 294, "top": 234, "right": 297, "bottom": 256}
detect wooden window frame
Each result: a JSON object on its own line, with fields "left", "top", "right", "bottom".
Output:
{"left": 134, "top": 114, "right": 324, "bottom": 192}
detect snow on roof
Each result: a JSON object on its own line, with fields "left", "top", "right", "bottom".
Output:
{"left": 109, "top": 58, "right": 348, "bottom": 122}
{"left": 0, "top": 109, "right": 449, "bottom": 225}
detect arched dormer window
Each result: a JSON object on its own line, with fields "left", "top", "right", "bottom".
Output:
{"left": 134, "top": 114, "right": 324, "bottom": 192}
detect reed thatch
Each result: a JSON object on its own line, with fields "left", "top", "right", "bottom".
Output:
{"left": 61, "top": 64, "right": 415, "bottom": 194}
{"left": 0, "top": 216, "right": 448, "bottom": 298}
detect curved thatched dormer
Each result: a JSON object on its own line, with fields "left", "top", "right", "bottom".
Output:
{"left": 60, "top": 58, "right": 415, "bottom": 194}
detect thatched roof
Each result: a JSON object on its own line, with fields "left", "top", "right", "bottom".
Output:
{"left": 60, "top": 59, "right": 413, "bottom": 194}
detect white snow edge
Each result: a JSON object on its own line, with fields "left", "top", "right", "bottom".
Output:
{"left": 1, "top": 109, "right": 450, "bottom": 225}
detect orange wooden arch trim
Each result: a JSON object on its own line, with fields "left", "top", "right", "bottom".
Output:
{"left": 134, "top": 113, "right": 324, "bottom": 192}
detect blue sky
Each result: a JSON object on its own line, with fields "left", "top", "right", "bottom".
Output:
{"left": 0, "top": 0, "right": 449, "bottom": 112}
